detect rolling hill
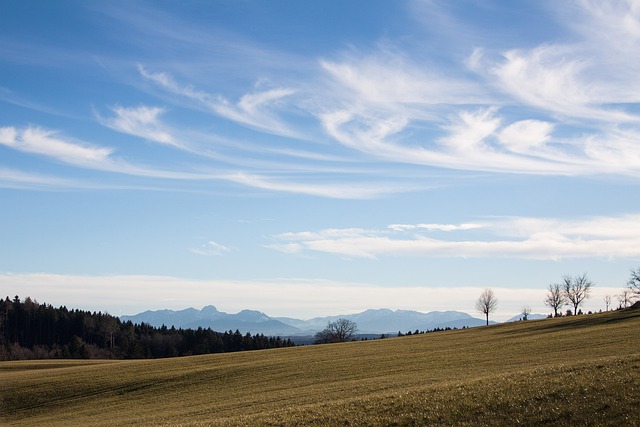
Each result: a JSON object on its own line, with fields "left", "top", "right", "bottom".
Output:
{"left": 3, "top": 308, "right": 639, "bottom": 426}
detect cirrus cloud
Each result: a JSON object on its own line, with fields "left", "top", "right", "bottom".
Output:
{"left": 268, "top": 214, "right": 640, "bottom": 260}
{"left": 100, "top": 105, "right": 179, "bottom": 147}
{"left": 0, "top": 126, "right": 114, "bottom": 165}
{"left": 190, "top": 241, "right": 231, "bottom": 257}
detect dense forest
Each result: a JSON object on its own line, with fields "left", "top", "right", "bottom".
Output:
{"left": 0, "top": 296, "right": 293, "bottom": 361}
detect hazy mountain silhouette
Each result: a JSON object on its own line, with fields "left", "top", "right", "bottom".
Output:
{"left": 121, "top": 305, "right": 302, "bottom": 335}
{"left": 121, "top": 306, "right": 491, "bottom": 336}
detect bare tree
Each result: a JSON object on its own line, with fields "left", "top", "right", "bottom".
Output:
{"left": 314, "top": 318, "right": 358, "bottom": 344}
{"left": 628, "top": 268, "right": 640, "bottom": 299}
{"left": 562, "top": 274, "right": 594, "bottom": 315}
{"left": 544, "top": 283, "right": 566, "bottom": 317}
{"left": 475, "top": 288, "right": 498, "bottom": 326}
{"left": 521, "top": 306, "right": 531, "bottom": 321}
{"left": 603, "top": 295, "right": 612, "bottom": 311}
{"left": 617, "top": 288, "right": 635, "bottom": 309}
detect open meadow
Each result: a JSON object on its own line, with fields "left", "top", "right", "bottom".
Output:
{"left": 2, "top": 308, "right": 639, "bottom": 426}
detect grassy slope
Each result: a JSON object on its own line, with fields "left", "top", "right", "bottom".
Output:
{"left": 1, "top": 309, "right": 639, "bottom": 426}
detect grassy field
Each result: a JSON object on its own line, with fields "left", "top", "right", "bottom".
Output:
{"left": 2, "top": 308, "right": 639, "bottom": 426}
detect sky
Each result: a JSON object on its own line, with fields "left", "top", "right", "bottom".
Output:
{"left": 1, "top": 0, "right": 639, "bottom": 321}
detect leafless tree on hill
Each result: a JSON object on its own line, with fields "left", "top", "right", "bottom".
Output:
{"left": 475, "top": 288, "right": 498, "bottom": 326}
{"left": 314, "top": 319, "right": 358, "bottom": 344}
{"left": 628, "top": 268, "right": 640, "bottom": 299}
{"left": 544, "top": 283, "right": 566, "bottom": 317}
{"left": 562, "top": 274, "right": 593, "bottom": 315}
{"left": 617, "top": 288, "right": 635, "bottom": 309}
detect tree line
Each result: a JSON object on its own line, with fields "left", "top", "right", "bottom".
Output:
{"left": 476, "top": 267, "right": 640, "bottom": 324}
{"left": 0, "top": 296, "right": 293, "bottom": 361}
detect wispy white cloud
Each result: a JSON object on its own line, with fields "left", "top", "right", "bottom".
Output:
{"left": 321, "top": 101, "right": 640, "bottom": 176}
{"left": 581, "top": 128, "right": 640, "bottom": 170}
{"left": 7, "top": 1, "right": 640, "bottom": 201}
{"left": 226, "top": 172, "right": 415, "bottom": 199}
{"left": 320, "top": 107, "right": 593, "bottom": 175}
{"left": 89, "top": 2, "right": 640, "bottom": 186}
{"left": 0, "top": 126, "right": 114, "bottom": 165}
{"left": 466, "top": 47, "right": 485, "bottom": 72}
{"left": 491, "top": 45, "right": 638, "bottom": 123}
{"left": 388, "top": 223, "right": 482, "bottom": 232}
{"left": 100, "top": 105, "right": 179, "bottom": 147}
{"left": 227, "top": 89, "right": 296, "bottom": 134}
{"left": 566, "top": 0, "right": 640, "bottom": 85}
{"left": 0, "top": 167, "right": 196, "bottom": 192}
{"left": 189, "top": 241, "right": 231, "bottom": 257}
{"left": 97, "top": 100, "right": 374, "bottom": 177}
{"left": 309, "top": 2, "right": 640, "bottom": 178}
{"left": 497, "top": 120, "right": 554, "bottom": 155}
{"left": 440, "top": 107, "right": 502, "bottom": 154}
{"left": 138, "top": 65, "right": 300, "bottom": 138}
{"left": 268, "top": 214, "right": 640, "bottom": 260}
{"left": 486, "top": 1, "right": 640, "bottom": 124}
{"left": 320, "top": 50, "right": 489, "bottom": 106}
{"left": 0, "top": 167, "right": 80, "bottom": 190}
{"left": 1, "top": 124, "right": 413, "bottom": 199}
{"left": 137, "top": 65, "right": 209, "bottom": 105}
{"left": 0, "top": 125, "right": 218, "bottom": 180}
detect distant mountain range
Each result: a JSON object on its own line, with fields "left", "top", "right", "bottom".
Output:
{"left": 120, "top": 306, "right": 495, "bottom": 336}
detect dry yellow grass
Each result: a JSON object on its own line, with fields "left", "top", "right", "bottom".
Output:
{"left": 2, "top": 308, "right": 639, "bottom": 426}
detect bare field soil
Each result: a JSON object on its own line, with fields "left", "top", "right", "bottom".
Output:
{"left": 2, "top": 309, "right": 639, "bottom": 426}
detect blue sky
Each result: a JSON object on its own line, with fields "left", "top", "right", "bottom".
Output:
{"left": 2, "top": 0, "right": 639, "bottom": 320}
